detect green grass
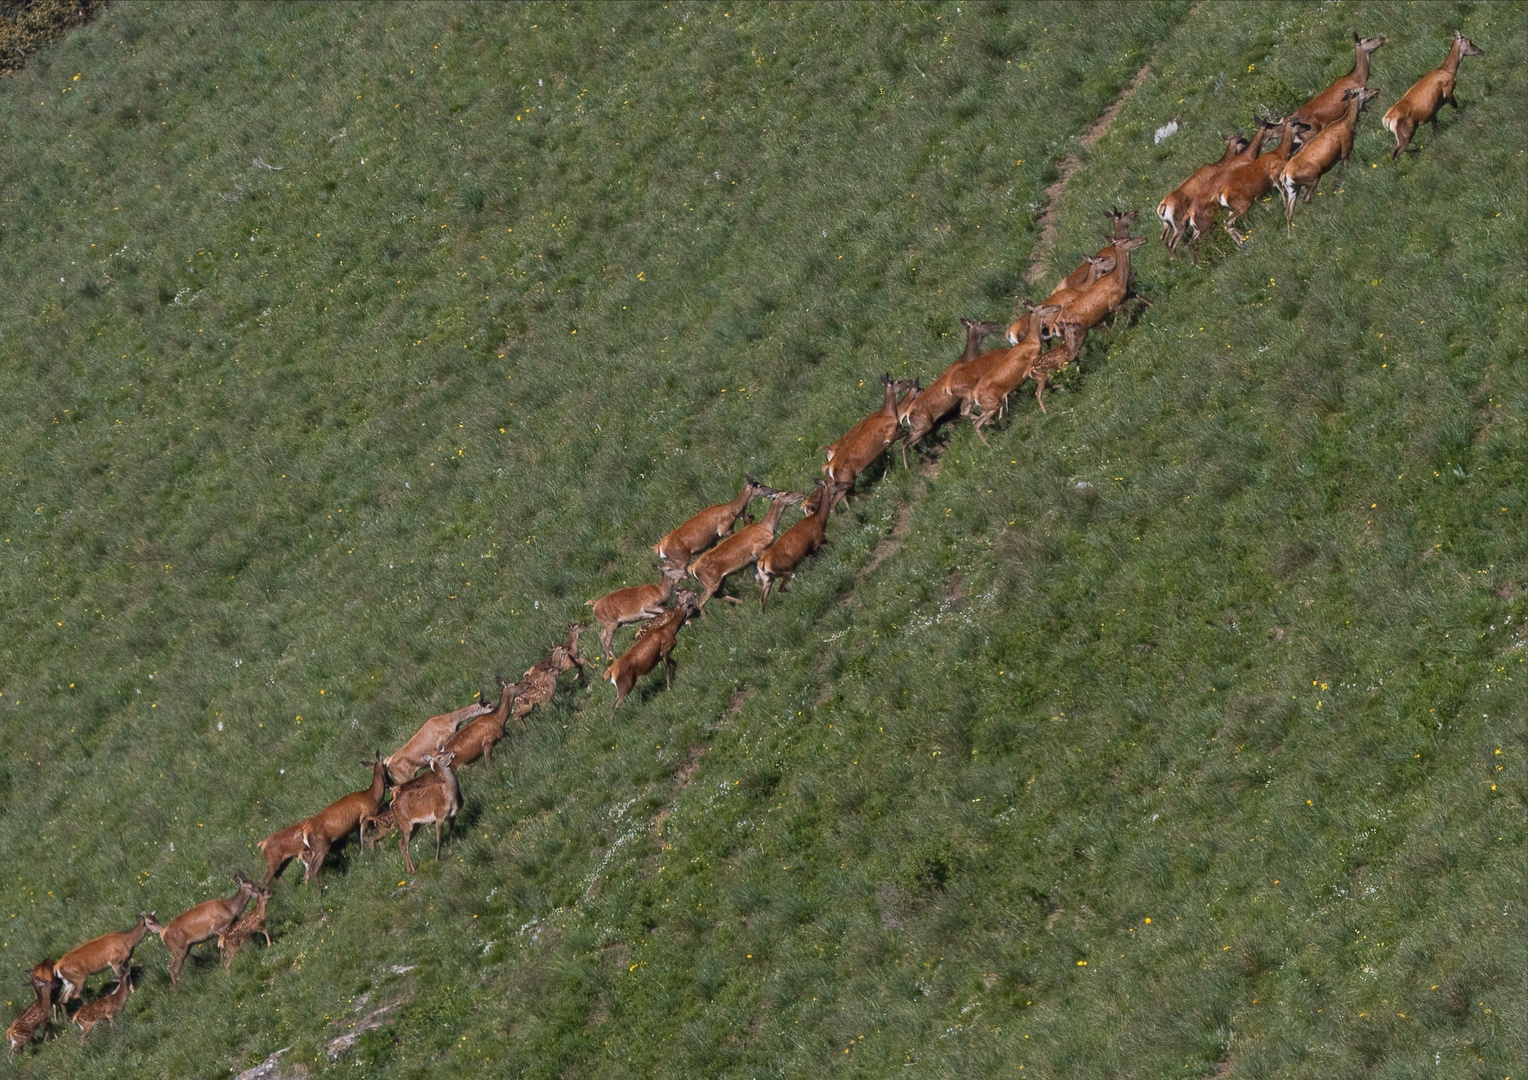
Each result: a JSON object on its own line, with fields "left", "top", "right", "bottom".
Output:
{"left": 0, "top": 2, "right": 1522, "bottom": 1077}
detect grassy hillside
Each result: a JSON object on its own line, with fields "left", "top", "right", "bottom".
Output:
{"left": 0, "top": 2, "right": 1522, "bottom": 1078}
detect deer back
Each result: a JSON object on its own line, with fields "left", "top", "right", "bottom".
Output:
{"left": 387, "top": 698, "right": 490, "bottom": 782}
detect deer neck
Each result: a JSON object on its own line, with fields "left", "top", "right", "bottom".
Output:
{"left": 1113, "top": 247, "right": 1134, "bottom": 288}
{"left": 1442, "top": 37, "right": 1465, "bottom": 75}
{"left": 880, "top": 381, "right": 899, "bottom": 415}
{"left": 1023, "top": 311, "right": 1046, "bottom": 348}
{"left": 1351, "top": 45, "right": 1372, "bottom": 85}
{"left": 368, "top": 764, "right": 386, "bottom": 804}
{"left": 725, "top": 484, "right": 755, "bottom": 521}
{"left": 959, "top": 327, "right": 985, "bottom": 362}
{"left": 126, "top": 918, "right": 149, "bottom": 950}
{"left": 489, "top": 686, "right": 513, "bottom": 726}
{"left": 1271, "top": 121, "right": 1298, "bottom": 162}
{"left": 656, "top": 573, "right": 679, "bottom": 602}
{"left": 762, "top": 499, "right": 790, "bottom": 532}
{"left": 229, "top": 884, "right": 255, "bottom": 920}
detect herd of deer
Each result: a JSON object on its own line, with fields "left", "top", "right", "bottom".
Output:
{"left": 1159, "top": 29, "right": 1484, "bottom": 250}
{"left": 6, "top": 25, "right": 1484, "bottom": 1064}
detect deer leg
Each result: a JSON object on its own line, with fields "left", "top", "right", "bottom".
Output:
{"left": 1035, "top": 380, "right": 1049, "bottom": 415}
{"left": 665, "top": 654, "right": 678, "bottom": 689}
{"left": 399, "top": 822, "right": 417, "bottom": 875}
{"left": 434, "top": 821, "right": 443, "bottom": 863}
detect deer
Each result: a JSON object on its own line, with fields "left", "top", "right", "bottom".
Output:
{"left": 1278, "top": 88, "right": 1380, "bottom": 227}
{"left": 1293, "top": 32, "right": 1386, "bottom": 138}
{"left": 1212, "top": 115, "right": 1308, "bottom": 242}
{"left": 757, "top": 480, "right": 850, "bottom": 610}
{"left": 1006, "top": 254, "right": 1114, "bottom": 346}
{"left": 71, "top": 966, "right": 133, "bottom": 1044}
{"left": 823, "top": 376, "right": 920, "bottom": 488}
{"left": 1157, "top": 132, "right": 1250, "bottom": 252}
{"left": 1044, "top": 236, "right": 1148, "bottom": 365}
{"left": 1382, "top": 29, "right": 1485, "bottom": 161}
{"left": 654, "top": 476, "right": 776, "bottom": 567}
{"left": 1025, "top": 323, "right": 1086, "bottom": 415}
{"left": 965, "top": 303, "right": 1063, "bottom": 440}
{"left": 587, "top": 561, "right": 688, "bottom": 657}
{"left": 297, "top": 753, "right": 389, "bottom": 884}
{"left": 1186, "top": 118, "right": 1276, "bottom": 242}
{"left": 217, "top": 880, "right": 273, "bottom": 971}
{"left": 1013, "top": 208, "right": 1139, "bottom": 344}
{"left": 146, "top": 872, "right": 258, "bottom": 985}
{"left": 385, "top": 693, "right": 492, "bottom": 784}
{"left": 897, "top": 320, "right": 1003, "bottom": 465}
{"left": 54, "top": 914, "right": 154, "bottom": 1004}
{"left": 256, "top": 820, "right": 312, "bottom": 886}
{"left": 359, "top": 806, "right": 397, "bottom": 849}
{"left": 392, "top": 748, "right": 462, "bottom": 875}
{"left": 27, "top": 960, "right": 60, "bottom": 1021}
{"left": 689, "top": 491, "right": 803, "bottom": 611}
{"left": 605, "top": 592, "right": 697, "bottom": 714}
{"left": 444, "top": 676, "right": 523, "bottom": 767}
{"left": 6, "top": 970, "right": 55, "bottom": 1061}
{"left": 513, "top": 623, "right": 589, "bottom": 720}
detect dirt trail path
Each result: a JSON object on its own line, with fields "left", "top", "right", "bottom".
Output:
{"left": 1026, "top": 7, "right": 1196, "bottom": 283}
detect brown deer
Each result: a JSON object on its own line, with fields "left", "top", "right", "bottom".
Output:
{"left": 1382, "top": 29, "right": 1485, "bottom": 161}
{"left": 54, "top": 914, "right": 154, "bottom": 1004}
{"left": 360, "top": 806, "right": 397, "bottom": 849}
{"left": 392, "top": 748, "right": 462, "bottom": 875}
{"left": 1156, "top": 132, "right": 1250, "bottom": 252}
{"left": 146, "top": 872, "right": 258, "bottom": 984}
{"left": 966, "top": 303, "right": 1063, "bottom": 440}
{"left": 445, "top": 676, "right": 523, "bottom": 767}
{"left": 385, "top": 693, "right": 492, "bottom": 784}
{"left": 1294, "top": 32, "right": 1386, "bottom": 137}
{"left": 587, "top": 561, "right": 688, "bottom": 657}
{"left": 605, "top": 593, "right": 697, "bottom": 714}
{"left": 1187, "top": 118, "right": 1276, "bottom": 242}
{"left": 1025, "top": 324, "right": 1086, "bottom": 415}
{"left": 71, "top": 966, "right": 133, "bottom": 1044}
{"left": 513, "top": 623, "right": 589, "bottom": 720}
{"left": 1209, "top": 115, "right": 1307, "bottom": 242}
{"left": 6, "top": 970, "right": 55, "bottom": 1061}
{"left": 217, "top": 880, "right": 274, "bottom": 971}
{"left": 689, "top": 491, "right": 803, "bottom": 611}
{"left": 823, "top": 376, "right": 920, "bottom": 487}
{"left": 757, "top": 480, "right": 849, "bottom": 609}
{"left": 1278, "top": 88, "right": 1380, "bottom": 227}
{"left": 385, "top": 698, "right": 486, "bottom": 784}
{"left": 297, "top": 753, "right": 389, "bottom": 884}
{"left": 1006, "top": 255, "right": 1114, "bottom": 347}
{"left": 256, "top": 820, "right": 311, "bottom": 885}
{"left": 898, "top": 319, "right": 1002, "bottom": 465}
{"left": 27, "top": 960, "right": 60, "bottom": 1022}
{"left": 1047, "top": 236, "right": 1148, "bottom": 363}
{"left": 654, "top": 477, "right": 775, "bottom": 567}
{"left": 1016, "top": 208, "right": 1138, "bottom": 343}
